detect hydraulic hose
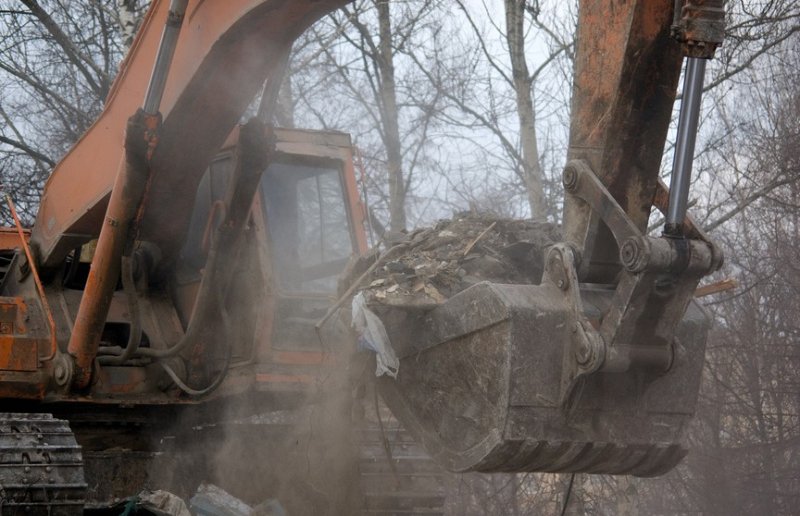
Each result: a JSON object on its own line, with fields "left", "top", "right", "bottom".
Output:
{"left": 131, "top": 118, "right": 269, "bottom": 359}
{"left": 129, "top": 218, "right": 230, "bottom": 359}
{"left": 98, "top": 255, "right": 143, "bottom": 365}
{"left": 158, "top": 291, "right": 233, "bottom": 396}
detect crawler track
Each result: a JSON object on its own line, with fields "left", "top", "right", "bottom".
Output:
{"left": 0, "top": 413, "right": 86, "bottom": 515}
{"left": 358, "top": 412, "right": 447, "bottom": 515}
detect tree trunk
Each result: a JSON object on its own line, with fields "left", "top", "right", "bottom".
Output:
{"left": 504, "top": 0, "right": 546, "bottom": 221}
{"left": 376, "top": 0, "right": 406, "bottom": 231}
{"left": 117, "top": 0, "right": 139, "bottom": 49}
{"left": 276, "top": 67, "right": 295, "bottom": 128}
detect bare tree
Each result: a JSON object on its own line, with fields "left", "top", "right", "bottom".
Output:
{"left": 623, "top": 29, "right": 800, "bottom": 516}
{"left": 291, "top": 0, "right": 449, "bottom": 234}
{"left": 504, "top": 0, "right": 546, "bottom": 220}
{"left": 405, "top": 0, "right": 574, "bottom": 221}
{"left": 0, "top": 0, "right": 147, "bottom": 223}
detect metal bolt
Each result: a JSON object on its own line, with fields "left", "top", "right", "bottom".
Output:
{"left": 53, "top": 355, "right": 74, "bottom": 387}
{"left": 562, "top": 164, "right": 579, "bottom": 192}
{"left": 54, "top": 363, "right": 66, "bottom": 383}
{"left": 575, "top": 339, "right": 593, "bottom": 365}
{"left": 620, "top": 238, "right": 647, "bottom": 272}
{"left": 620, "top": 240, "right": 636, "bottom": 264}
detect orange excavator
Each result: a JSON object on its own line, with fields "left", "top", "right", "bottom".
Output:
{"left": 0, "top": 0, "right": 724, "bottom": 512}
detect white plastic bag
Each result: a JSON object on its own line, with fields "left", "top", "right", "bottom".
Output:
{"left": 351, "top": 292, "right": 399, "bottom": 378}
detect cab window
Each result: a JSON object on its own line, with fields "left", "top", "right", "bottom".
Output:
{"left": 261, "top": 160, "right": 354, "bottom": 293}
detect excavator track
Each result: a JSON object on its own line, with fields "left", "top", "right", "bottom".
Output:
{"left": 358, "top": 416, "right": 447, "bottom": 515}
{"left": 0, "top": 413, "right": 87, "bottom": 515}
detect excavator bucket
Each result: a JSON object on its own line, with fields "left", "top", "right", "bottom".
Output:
{"left": 370, "top": 281, "right": 708, "bottom": 477}
{"left": 354, "top": 200, "right": 718, "bottom": 477}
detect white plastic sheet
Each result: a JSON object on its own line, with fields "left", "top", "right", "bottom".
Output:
{"left": 351, "top": 292, "right": 399, "bottom": 378}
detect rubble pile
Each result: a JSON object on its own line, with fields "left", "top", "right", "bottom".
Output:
{"left": 361, "top": 216, "right": 560, "bottom": 307}
{"left": 109, "top": 485, "right": 287, "bottom": 516}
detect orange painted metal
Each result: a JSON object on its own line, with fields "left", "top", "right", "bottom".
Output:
{"left": 565, "top": 0, "right": 683, "bottom": 282}
{"left": 0, "top": 338, "right": 38, "bottom": 372}
{"left": 0, "top": 299, "right": 37, "bottom": 372}
{"left": 342, "top": 142, "right": 370, "bottom": 255}
{"left": 66, "top": 112, "right": 160, "bottom": 389}
{"left": 5, "top": 196, "right": 57, "bottom": 362}
{"left": 95, "top": 366, "right": 151, "bottom": 395}
{"left": 0, "top": 227, "right": 27, "bottom": 250}
{"left": 255, "top": 373, "right": 314, "bottom": 385}
{"left": 0, "top": 372, "right": 47, "bottom": 400}
{"left": 31, "top": 0, "right": 349, "bottom": 268}
{"left": 0, "top": 296, "right": 48, "bottom": 400}
{"left": 3, "top": 1, "right": 389, "bottom": 406}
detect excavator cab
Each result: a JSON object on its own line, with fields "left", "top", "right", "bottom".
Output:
{"left": 174, "top": 127, "right": 367, "bottom": 397}
{"left": 252, "top": 129, "right": 368, "bottom": 394}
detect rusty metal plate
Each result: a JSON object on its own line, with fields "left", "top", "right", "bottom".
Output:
{"left": 0, "top": 337, "right": 38, "bottom": 372}
{"left": 0, "top": 298, "right": 37, "bottom": 372}
{"left": 0, "top": 298, "right": 20, "bottom": 323}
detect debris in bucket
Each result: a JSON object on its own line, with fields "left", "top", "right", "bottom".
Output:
{"left": 359, "top": 215, "right": 560, "bottom": 307}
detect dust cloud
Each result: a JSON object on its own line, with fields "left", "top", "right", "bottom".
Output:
{"left": 143, "top": 308, "right": 368, "bottom": 514}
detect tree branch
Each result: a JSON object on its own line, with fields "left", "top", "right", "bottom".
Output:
{"left": 0, "top": 135, "right": 56, "bottom": 168}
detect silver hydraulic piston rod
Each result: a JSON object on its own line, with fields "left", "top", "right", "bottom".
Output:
{"left": 664, "top": 57, "right": 707, "bottom": 235}
{"left": 143, "top": 0, "right": 189, "bottom": 115}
